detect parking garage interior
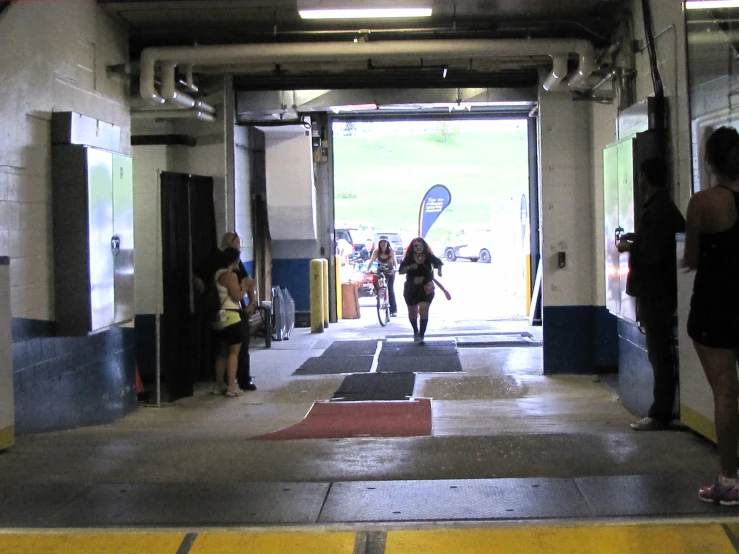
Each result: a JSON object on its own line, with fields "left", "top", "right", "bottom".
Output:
{"left": 1, "top": 0, "right": 739, "bottom": 552}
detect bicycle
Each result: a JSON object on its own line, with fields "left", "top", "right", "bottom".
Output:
{"left": 373, "top": 271, "right": 391, "bottom": 326}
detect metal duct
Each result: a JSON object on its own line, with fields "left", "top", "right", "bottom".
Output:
{"left": 139, "top": 38, "right": 598, "bottom": 104}
{"left": 542, "top": 55, "right": 568, "bottom": 91}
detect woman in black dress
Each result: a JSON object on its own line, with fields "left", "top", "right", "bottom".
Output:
{"left": 398, "top": 237, "right": 443, "bottom": 344}
{"left": 684, "top": 127, "right": 739, "bottom": 505}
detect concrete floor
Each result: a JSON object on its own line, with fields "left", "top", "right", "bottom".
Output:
{"left": 0, "top": 312, "right": 729, "bottom": 528}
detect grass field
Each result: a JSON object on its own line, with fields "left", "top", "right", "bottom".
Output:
{"left": 333, "top": 120, "right": 530, "bottom": 248}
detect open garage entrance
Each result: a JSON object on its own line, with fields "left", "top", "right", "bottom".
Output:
{"left": 331, "top": 113, "right": 539, "bottom": 325}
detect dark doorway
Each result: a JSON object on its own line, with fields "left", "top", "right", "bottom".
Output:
{"left": 160, "top": 171, "right": 217, "bottom": 401}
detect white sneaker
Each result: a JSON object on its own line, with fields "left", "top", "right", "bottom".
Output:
{"left": 629, "top": 417, "right": 665, "bottom": 431}
{"left": 225, "top": 387, "right": 244, "bottom": 397}
{"left": 210, "top": 384, "right": 226, "bottom": 395}
{"left": 414, "top": 333, "right": 421, "bottom": 343}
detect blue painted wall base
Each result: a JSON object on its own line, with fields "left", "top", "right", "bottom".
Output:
{"left": 542, "top": 306, "right": 618, "bottom": 374}
{"left": 12, "top": 318, "right": 137, "bottom": 435}
{"left": 272, "top": 258, "right": 312, "bottom": 312}
{"left": 617, "top": 318, "right": 653, "bottom": 417}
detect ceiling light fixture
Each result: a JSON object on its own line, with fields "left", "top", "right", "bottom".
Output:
{"left": 330, "top": 103, "right": 378, "bottom": 113}
{"left": 298, "top": 0, "right": 431, "bottom": 19}
{"left": 685, "top": 0, "right": 739, "bottom": 9}
{"left": 300, "top": 7, "right": 432, "bottom": 19}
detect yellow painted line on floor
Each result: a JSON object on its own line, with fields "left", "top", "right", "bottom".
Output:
{"left": 386, "top": 524, "right": 737, "bottom": 554}
{"left": 190, "top": 531, "right": 356, "bottom": 554}
{"left": 0, "top": 532, "right": 186, "bottom": 554}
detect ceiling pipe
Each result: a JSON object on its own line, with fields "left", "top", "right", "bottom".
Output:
{"left": 567, "top": 46, "right": 596, "bottom": 89}
{"left": 132, "top": 109, "right": 216, "bottom": 122}
{"left": 541, "top": 55, "right": 568, "bottom": 91}
{"left": 139, "top": 57, "right": 165, "bottom": 104}
{"left": 139, "top": 38, "right": 598, "bottom": 102}
{"left": 591, "top": 69, "right": 618, "bottom": 92}
{"left": 182, "top": 65, "right": 199, "bottom": 93}
{"left": 193, "top": 100, "right": 216, "bottom": 114}
{"left": 161, "top": 62, "right": 196, "bottom": 108}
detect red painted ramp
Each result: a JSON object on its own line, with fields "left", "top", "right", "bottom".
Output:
{"left": 254, "top": 398, "right": 432, "bottom": 440}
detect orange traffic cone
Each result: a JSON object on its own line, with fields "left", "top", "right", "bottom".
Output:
{"left": 135, "top": 365, "right": 148, "bottom": 401}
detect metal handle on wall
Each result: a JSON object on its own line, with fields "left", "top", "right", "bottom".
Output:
{"left": 615, "top": 227, "right": 624, "bottom": 247}
{"left": 111, "top": 235, "right": 121, "bottom": 256}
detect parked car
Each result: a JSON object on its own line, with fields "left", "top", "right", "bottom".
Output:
{"left": 444, "top": 232, "right": 493, "bottom": 263}
{"left": 335, "top": 227, "right": 356, "bottom": 250}
{"left": 351, "top": 259, "right": 378, "bottom": 297}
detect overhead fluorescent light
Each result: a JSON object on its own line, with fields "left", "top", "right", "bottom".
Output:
{"left": 330, "top": 103, "right": 378, "bottom": 113}
{"left": 686, "top": 0, "right": 739, "bottom": 9}
{"left": 299, "top": 7, "right": 432, "bottom": 19}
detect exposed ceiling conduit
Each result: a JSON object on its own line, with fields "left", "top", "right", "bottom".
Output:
{"left": 161, "top": 62, "right": 196, "bottom": 108}
{"left": 542, "top": 55, "right": 568, "bottom": 91}
{"left": 182, "top": 65, "right": 199, "bottom": 93}
{"left": 139, "top": 38, "right": 598, "bottom": 104}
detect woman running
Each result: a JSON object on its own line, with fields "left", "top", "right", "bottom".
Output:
{"left": 398, "top": 237, "right": 443, "bottom": 344}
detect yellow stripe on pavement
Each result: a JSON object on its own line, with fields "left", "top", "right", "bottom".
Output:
{"left": 0, "top": 532, "right": 185, "bottom": 554}
{"left": 190, "top": 531, "right": 356, "bottom": 554}
{"left": 386, "top": 524, "right": 736, "bottom": 554}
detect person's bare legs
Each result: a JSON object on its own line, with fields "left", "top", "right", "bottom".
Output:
{"left": 213, "top": 346, "right": 227, "bottom": 394}
{"left": 694, "top": 342, "right": 739, "bottom": 478}
{"left": 408, "top": 304, "right": 419, "bottom": 338}
{"left": 226, "top": 343, "right": 242, "bottom": 393}
{"left": 418, "top": 302, "right": 430, "bottom": 341}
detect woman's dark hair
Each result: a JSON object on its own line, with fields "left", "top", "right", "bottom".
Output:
{"left": 705, "top": 126, "right": 739, "bottom": 180}
{"left": 640, "top": 157, "right": 667, "bottom": 188}
{"left": 402, "top": 237, "right": 433, "bottom": 264}
{"left": 378, "top": 238, "right": 391, "bottom": 254}
{"left": 220, "top": 247, "right": 241, "bottom": 268}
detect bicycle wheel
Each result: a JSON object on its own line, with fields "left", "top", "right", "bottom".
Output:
{"left": 377, "top": 288, "right": 390, "bottom": 326}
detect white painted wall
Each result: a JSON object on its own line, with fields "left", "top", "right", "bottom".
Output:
{"left": 263, "top": 126, "right": 318, "bottom": 245}
{"left": 0, "top": 0, "right": 129, "bottom": 320}
{"left": 538, "top": 87, "right": 595, "bottom": 307}
{"left": 132, "top": 84, "right": 234, "bottom": 314}
{"left": 169, "top": 88, "right": 229, "bottom": 233}
{"left": 234, "top": 125, "right": 254, "bottom": 263}
{"left": 132, "top": 143, "right": 167, "bottom": 315}
{"left": 631, "top": 0, "right": 691, "bottom": 213}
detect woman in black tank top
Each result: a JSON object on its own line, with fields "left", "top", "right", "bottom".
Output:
{"left": 366, "top": 237, "right": 398, "bottom": 315}
{"left": 684, "top": 126, "right": 739, "bottom": 504}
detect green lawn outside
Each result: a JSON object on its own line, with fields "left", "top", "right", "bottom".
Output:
{"left": 333, "top": 121, "right": 530, "bottom": 248}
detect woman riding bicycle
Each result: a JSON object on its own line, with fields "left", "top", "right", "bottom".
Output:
{"left": 366, "top": 236, "right": 398, "bottom": 316}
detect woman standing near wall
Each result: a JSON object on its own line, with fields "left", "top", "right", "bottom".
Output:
{"left": 683, "top": 126, "right": 739, "bottom": 505}
{"left": 211, "top": 248, "right": 248, "bottom": 397}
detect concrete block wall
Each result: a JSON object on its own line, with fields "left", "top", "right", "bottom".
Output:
{"left": 0, "top": 0, "right": 137, "bottom": 434}
{"left": 538, "top": 85, "right": 617, "bottom": 373}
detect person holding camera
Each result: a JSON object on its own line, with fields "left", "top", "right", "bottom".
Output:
{"left": 617, "top": 157, "right": 685, "bottom": 431}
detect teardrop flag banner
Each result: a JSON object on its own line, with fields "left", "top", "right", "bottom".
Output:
{"left": 418, "top": 184, "right": 452, "bottom": 238}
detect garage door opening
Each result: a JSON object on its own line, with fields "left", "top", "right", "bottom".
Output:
{"left": 332, "top": 117, "right": 533, "bottom": 322}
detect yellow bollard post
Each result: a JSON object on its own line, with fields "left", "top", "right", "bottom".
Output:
{"left": 310, "top": 259, "right": 324, "bottom": 333}
{"left": 321, "top": 258, "right": 329, "bottom": 329}
{"left": 334, "top": 255, "right": 343, "bottom": 320}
